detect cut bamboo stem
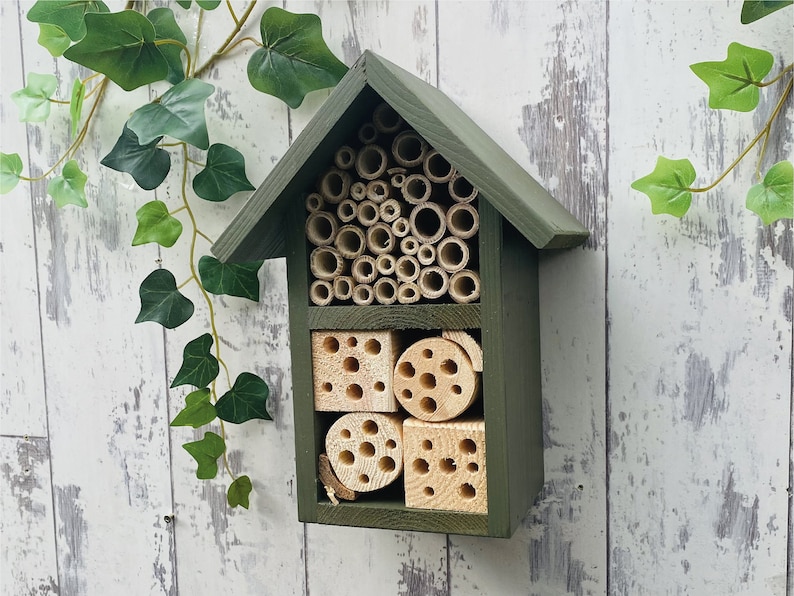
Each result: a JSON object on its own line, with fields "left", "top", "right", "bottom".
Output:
{"left": 350, "top": 181, "right": 367, "bottom": 201}
{"left": 396, "top": 281, "right": 421, "bottom": 304}
{"left": 351, "top": 283, "right": 374, "bottom": 306}
{"left": 416, "top": 243, "right": 436, "bottom": 266}
{"left": 391, "top": 217, "right": 410, "bottom": 238}
{"left": 334, "top": 145, "right": 357, "bottom": 170}
{"left": 366, "top": 180, "right": 390, "bottom": 204}
{"left": 305, "top": 192, "right": 324, "bottom": 213}
{"left": 305, "top": 211, "right": 339, "bottom": 247}
{"left": 373, "top": 277, "right": 399, "bottom": 305}
{"left": 355, "top": 144, "right": 389, "bottom": 180}
{"left": 417, "top": 266, "right": 449, "bottom": 299}
{"left": 448, "top": 269, "right": 481, "bottom": 304}
{"left": 309, "top": 279, "right": 334, "bottom": 306}
{"left": 395, "top": 255, "right": 421, "bottom": 283}
{"left": 388, "top": 167, "right": 407, "bottom": 189}
{"left": 334, "top": 224, "right": 366, "bottom": 260}
{"left": 448, "top": 172, "right": 478, "bottom": 203}
{"left": 409, "top": 202, "right": 447, "bottom": 244}
{"left": 357, "top": 200, "right": 380, "bottom": 227}
{"left": 446, "top": 203, "right": 479, "bottom": 239}
{"left": 366, "top": 222, "right": 396, "bottom": 255}
{"left": 392, "top": 131, "right": 427, "bottom": 167}
{"left": 319, "top": 168, "right": 351, "bottom": 204}
{"left": 375, "top": 254, "right": 396, "bottom": 277}
{"left": 310, "top": 246, "right": 346, "bottom": 281}
{"left": 373, "top": 102, "right": 404, "bottom": 134}
{"left": 399, "top": 236, "right": 419, "bottom": 256}
{"left": 423, "top": 149, "right": 456, "bottom": 183}
{"left": 379, "top": 198, "right": 402, "bottom": 223}
{"left": 333, "top": 276, "right": 354, "bottom": 301}
{"left": 436, "top": 236, "right": 469, "bottom": 273}
{"left": 357, "top": 121, "right": 378, "bottom": 145}
{"left": 337, "top": 199, "right": 357, "bottom": 223}
{"left": 401, "top": 173, "right": 433, "bottom": 205}
{"left": 351, "top": 255, "right": 378, "bottom": 284}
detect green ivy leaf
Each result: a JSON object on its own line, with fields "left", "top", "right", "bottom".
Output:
{"left": 228, "top": 475, "right": 253, "bottom": 509}
{"left": 690, "top": 43, "right": 774, "bottom": 112}
{"left": 182, "top": 431, "right": 225, "bottom": 479}
{"left": 148, "top": 7, "right": 186, "bottom": 85}
{"left": 198, "top": 256, "right": 263, "bottom": 301}
{"left": 100, "top": 125, "right": 171, "bottom": 191}
{"left": 197, "top": 0, "right": 222, "bottom": 9}
{"left": 215, "top": 373, "right": 271, "bottom": 423}
{"left": 37, "top": 24, "right": 71, "bottom": 57}
{"left": 27, "top": 0, "right": 110, "bottom": 41}
{"left": 171, "top": 333, "right": 220, "bottom": 388}
{"left": 176, "top": 0, "right": 192, "bottom": 8}
{"left": 48, "top": 160, "right": 87, "bottom": 208}
{"left": 132, "top": 200, "right": 183, "bottom": 247}
{"left": 247, "top": 7, "right": 348, "bottom": 109}
{"left": 63, "top": 11, "right": 169, "bottom": 91}
{"left": 741, "top": 0, "right": 793, "bottom": 23}
{"left": 11, "top": 73, "right": 58, "bottom": 122}
{"left": 0, "top": 153, "right": 24, "bottom": 194}
{"left": 746, "top": 161, "right": 793, "bottom": 225}
{"left": 69, "top": 78, "right": 85, "bottom": 138}
{"left": 127, "top": 79, "right": 214, "bottom": 149}
{"left": 193, "top": 143, "right": 255, "bottom": 202}
{"left": 170, "top": 388, "right": 217, "bottom": 428}
{"left": 631, "top": 156, "right": 696, "bottom": 217}
{"left": 135, "top": 269, "right": 194, "bottom": 329}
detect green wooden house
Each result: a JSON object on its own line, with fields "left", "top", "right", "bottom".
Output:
{"left": 213, "top": 51, "right": 588, "bottom": 538}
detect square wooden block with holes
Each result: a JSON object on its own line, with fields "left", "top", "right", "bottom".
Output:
{"left": 311, "top": 330, "right": 400, "bottom": 412}
{"left": 403, "top": 417, "right": 487, "bottom": 513}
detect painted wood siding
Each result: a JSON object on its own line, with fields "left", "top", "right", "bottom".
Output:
{"left": 1, "top": 1, "right": 790, "bottom": 594}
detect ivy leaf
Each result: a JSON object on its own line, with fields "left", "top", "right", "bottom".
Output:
{"left": 1, "top": 153, "right": 24, "bottom": 194}
{"left": 100, "top": 125, "right": 171, "bottom": 191}
{"left": 631, "top": 157, "right": 696, "bottom": 217}
{"left": 228, "top": 476, "right": 253, "bottom": 509}
{"left": 135, "top": 269, "right": 194, "bottom": 329}
{"left": 197, "top": 0, "right": 222, "bottom": 9}
{"left": 63, "top": 11, "right": 169, "bottom": 91}
{"left": 170, "top": 388, "right": 217, "bottom": 428}
{"left": 11, "top": 73, "right": 58, "bottom": 122}
{"left": 48, "top": 160, "right": 87, "bottom": 208}
{"left": 247, "top": 7, "right": 348, "bottom": 109}
{"left": 176, "top": 0, "right": 192, "bottom": 8}
{"left": 148, "top": 7, "right": 186, "bottom": 85}
{"left": 690, "top": 43, "right": 774, "bottom": 112}
{"left": 171, "top": 333, "right": 220, "bottom": 388}
{"left": 132, "top": 200, "right": 183, "bottom": 247}
{"left": 127, "top": 79, "right": 214, "bottom": 149}
{"left": 741, "top": 0, "right": 793, "bottom": 23}
{"left": 69, "top": 78, "right": 85, "bottom": 138}
{"left": 198, "top": 256, "right": 263, "bottom": 301}
{"left": 193, "top": 143, "right": 255, "bottom": 202}
{"left": 38, "top": 24, "right": 71, "bottom": 57}
{"left": 182, "top": 431, "right": 225, "bottom": 479}
{"left": 27, "top": 0, "right": 110, "bottom": 41}
{"left": 215, "top": 373, "right": 271, "bottom": 423}
{"left": 746, "top": 161, "right": 793, "bottom": 225}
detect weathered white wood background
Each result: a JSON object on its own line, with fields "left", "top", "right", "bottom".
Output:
{"left": 1, "top": 1, "right": 791, "bottom": 594}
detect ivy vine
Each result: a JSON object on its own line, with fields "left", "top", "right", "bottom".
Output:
{"left": 1, "top": 0, "right": 347, "bottom": 509}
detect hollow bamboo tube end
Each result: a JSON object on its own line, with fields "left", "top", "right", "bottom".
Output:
{"left": 448, "top": 173, "right": 478, "bottom": 203}
{"left": 416, "top": 244, "right": 436, "bottom": 266}
{"left": 334, "top": 145, "right": 357, "bottom": 170}
{"left": 373, "top": 277, "right": 399, "bottom": 305}
{"left": 357, "top": 122, "right": 379, "bottom": 145}
{"left": 351, "top": 283, "right": 375, "bottom": 306}
{"left": 355, "top": 144, "right": 389, "bottom": 180}
{"left": 417, "top": 266, "right": 449, "bottom": 300}
{"left": 305, "top": 211, "right": 339, "bottom": 247}
{"left": 334, "top": 224, "right": 366, "bottom": 260}
{"left": 375, "top": 254, "right": 396, "bottom": 277}
{"left": 357, "top": 200, "right": 380, "bottom": 227}
{"left": 319, "top": 168, "right": 351, "bottom": 204}
{"left": 392, "top": 131, "right": 428, "bottom": 168}
{"left": 310, "top": 246, "right": 345, "bottom": 281}
{"left": 379, "top": 199, "right": 402, "bottom": 223}
{"left": 409, "top": 202, "right": 447, "bottom": 245}
{"left": 351, "top": 181, "right": 367, "bottom": 201}
{"left": 310, "top": 280, "right": 334, "bottom": 306}
{"left": 333, "top": 276, "right": 354, "bottom": 301}
{"left": 392, "top": 217, "right": 410, "bottom": 238}
{"left": 351, "top": 255, "right": 378, "bottom": 284}
{"left": 337, "top": 199, "right": 357, "bottom": 223}
{"left": 396, "top": 281, "right": 421, "bottom": 304}
{"left": 446, "top": 203, "right": 480, "bottom": 240}
{"left": 423, "top": 149, "right": 456, "bottom": 183}
{"left": 366, "top": 222, "right": 396, "bottom": 255}
{"left": 305, "top": 192, "right": 324, "bottom": 213}
{"left": 395, "top": 255, "right": 421, "bottom": 283}
{"left": 401, "top": 174, "right": 432, "bottom": 205}
{"left": 373, "top": 102, "right": 404, "bottom": 134}
{"left": 366, "top": 180, "right": 390, "bottom": 204}
{"left": 400, "top": 236, "right": 419, "bottom": 256}
{"left": 436, "top": 236, "right": 470, "bottom": 273}
{"left": 448, "top": 269, "right": 481, "bottom": 304}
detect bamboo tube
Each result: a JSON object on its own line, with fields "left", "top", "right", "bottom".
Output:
{"left": 333, "top": 275, "right": 354, "bottom": 301}
{"left": 392, "top": 131, "right": 427, "bottom": 167}
{"left": 448, "top": 269, "right": 481, "bottom": 304}
{"left": 351, "top": 255, "right": 378, "bottom": 284}
{"left": 319, "top": 168, "right": 351, "bottom": 204}
{"left": 399, "top": 236, "right": 419, "bottom": 256}
{"left": 305, "top": 211, "right": 339, "bottom": 247}
{"left": 350, "top": 181, "right": 367, "bottom": 201}
{"left": 409, "top": 202, "right": 447, "bottom": 244}
{"left": 334, "top": 224, "right": 366, "bottom": 260}
{"left": 416, "top": 243, "right": 436, "bottom": 266}
{"left": 337, "top": 199, "right": 357, "bottom": 223}
{"left": 355, "top": 144, "right": 389, "bottom": 180}
{"left": 305, "top": 192, "right": 324, "bottom": 213}
{"left": 395, "top": 255, "right": 420, "bottom": 283}
{"left": 366, "top": 180, "right": 390, "bottom": 204}
{"left": 357, "top": 121, "right": 378, "bottom": 145}
{"left": 396, "top": 281, "right": 421, "bottom": 304}
{"left": 422, "top": 149, "right": 455, "bottom": 183}
{"left": 334, "top": 145, "right": 356, "bottom": 170}
{"left": 379, "top": 199, "right": 402, "bottom": 223}
{"left": 401, "top": 173, "right": 432, "bottom": 205}
{"left": 448, "top": 172, "right": 478, "bottom": 203}
{"left": 390, "top": 173, "right": 406, "bottom": 188}
{"left": 309, "top": 280, "right": 334, "bottom": 306}
{"left": 417, "top": 266, "right": 449, "bottom": 300}
{"left": 366, "top": 222, "right": 396, "bottom": 255}
{"left": 373, "top": 277, "right": 399, "bottom": 305}
{"left": 375, "top": 254, "right": 396, "bottom": 277}
{"left": 446, "top": 203, "right": 480, "bottom": 239}
{"left": 436, "top": 236, "right": 469, "bottom": 273}
{"left": 391, "top": 217, "right": 410, "bottom": 238}
{"left": 351, "top": 283, "right": 374, "bottom": 306}
{"left": 373, "top": 102, "right": 403, "bottom": 134}
{"left": 357, "top": 200, "right": 380, "bottom": 227}
{"left": 310, "top": 246, "right": 345, "bottom": 281}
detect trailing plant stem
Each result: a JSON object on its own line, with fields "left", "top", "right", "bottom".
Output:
{"left": 757, "top": 63, "right": 793, "bottom": 87}
{"left": 192, "top": 1, "right": 259, "bottom": 79}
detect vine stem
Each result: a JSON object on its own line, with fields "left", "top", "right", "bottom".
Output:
{"left": 689, "top": 77, "right": 792, "bottom": 193}
{"left": 757, "top": 63, "right": 793, "bottom": 87}
{"left": 223, "top": 36, "right": 262, "bottom": 54}
{"left": 155, "top": 39, "right": 193, "bottom": 77}
{"left": 193, "top": 1, "right": 259, "bottom": 79}
{"left": 226, "top": 0, "right": 240, "bottom": 25}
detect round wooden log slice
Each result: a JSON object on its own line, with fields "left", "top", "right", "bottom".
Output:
{"left": 393, "top": 337, "right": 480, "bottom": 421}
{"left": 326, "top": 412, "right": 404, "bottom": 492}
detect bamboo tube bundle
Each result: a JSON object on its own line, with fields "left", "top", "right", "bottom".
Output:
{"left": 392, "top": 131, "right": 428, "bottom": 167}
{"left": 391, "top": 217, "right": 410, "bottom": 238}
{"left": 310, "top": 246, "right": 346, "bottom": 281}
{"left": 319, "top": 167, "right": 351, "bottom": 204}
{"left": 449, "top": 269, "right": 481, "bottom": 304}
{"left": 334, "top": 145, "right": 357, "bottom": 170}
{"left": 417, "top": 266, "right": 449, "bottom": 300}
{"left": 309, "top": 280, "right": 334, "bottom": 306}
{"left": 336, "top": 199, "right": 358, "bottom": 223}
{"left": 351, "top": 255, "right": 378, "bottom": 284}
{"left": 373, "top": 277, "right": 399, "bottom": 305}
{"left": 448, "top": 172, "right": 478, "bottom": 203}
{"left": 333, "top": 276, "right": 354, "bottom": 301}
{"left": 373, "top": 102, "right": 404, "bottom": 134}
{"left": 350, "top": 181, "right": 367, "bottom": 201}
{"left": 446, "top": 203, "right": 479, "bottom": 239}
{"left": 352, "top": 283, "right": 375, "bottom": 306}
{"left": 305, "top": 192, "right": 324, "bottom": 213}
{"left": 409, "top": 202, "right": 447, "bottom": 244}
{"left": 355, "top": 144, "right": 389, "bottom": 180}
{"left": 390, "top": 172, "right": 406, "bottom": 188}
{"left": 396, "top": 281, "right": 421, "bottom": 304}
{"left": 357, "top": 121, "right": 379, "bottom": 145}
{"left": 401, "top": 174, "right": 432, "bottom": 205}
{"left": 423, "top": 149, "right": 456, "bottom": 183}
{"left": 379, "top": 199, "right": 402, "bottom": 223}
{"left": 400, "top": 236, "right": 419, "bottom": 256}
{"left": 305, "top": 211, "right": 339, "bottom": 247}
{"left": 436, "top": 237, "right": 469, "bottom": 273}
{"left": 357, "top": 200, "right": 380, "bottom": 227}
{"left": 366, "top": 222, "right": 396, "bottom": 255}
{"left": 416, "top": 244, "right": 436, "bottom": 267}
{"left": 334, "top": 225, "right": 366, "bottom": 260}
{"left": 366, "top": 180, "right": 390, "bottom": 204}
{"left": 395, "top": 255, "right": 421, "bottom": 283}
{"left": 375, "top": 254, "right": 396, "bottom": 277}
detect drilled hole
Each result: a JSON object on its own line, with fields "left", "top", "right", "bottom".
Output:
{"left": 398, "top": 361, "right": 416, "bottom": 378}
{"left": 421, "top": 440, "right": 433, "bottom": 451}
{"left": 460, "top": 439, "right": 477, "bottom": 454}
{"left": 346, "top": 384, "right": 363, "bottom": 400}
{"left": 321, "top": 382, "right": 332, "bottom": 392}
{"left": 466, "top": 462, "right": 479, "bottom": 473}
{"left": 440, "top": 359, "right": 458, "bottom": 375}
{"left": 340, "top": 429, "right": 351, "bottom": 439}
{"left": 420, "top": 396, "right": 437, "bottom": 413}
{"left": 362, "top": 420, "right": 379, "bottom": 435}
{"left": 323, "top": 336, "right": 339, "bottom": 353}
{"left": 373, "top": 381, "right": 385, "bottom": 392}
{"left": 413, "top": 459, "right": 429, "bottom": 475}
{"left": 386, "top": 439, "right": 397, "bottom": 449}
{"left": 347, "top": 337, "right": 358, "bottom": 347}
{"left": 343, "top": 357, "right": 360, "bottom": 373}
{"left": 359, "top": 442, "right": 375, "bottom": 457}
{"left": 359, "top": 474, "right": 370, "bottom": 484}
{"left": 339, "top": 450, "right": 354, "bottom": 466}
{"left": 419, "top": 373, "right": 436, "bottom": 389}
{"left": 422, "top": 349, "right": 433, "bottom": 359}
{"left": 439, "top": 458, "right": 457, "bottom": 474}
{"left": 451, "top": 385, "right": 462, "bottom": 395}
{"left": 378, "top": 456, "right": 396, "bottom": 473}
{"left": 459, "top": 483, "right": 476, "bottom": 499}
{"left": 401, "top": 389, "right": 413, "bottom": 400}
{"left": 364, "top": 339, "right": 381, "bottom": 355}
{"left": 423, "top": 486, "right": 435, "bottom": 497}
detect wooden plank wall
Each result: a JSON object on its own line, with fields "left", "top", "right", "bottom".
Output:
{"left": 1, "top": 1, "right": 790, "bottom": 594}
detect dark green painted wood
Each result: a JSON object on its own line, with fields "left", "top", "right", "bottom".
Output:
{"left": 308, "top": 304, "right": 481, "bottom": 330}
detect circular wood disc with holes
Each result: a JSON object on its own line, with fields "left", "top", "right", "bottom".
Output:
{"left": 326, "top": 412, "right": 404, "bottom": 492}
{"left": 393, "top": 337, "right": 480, "bottom": 421}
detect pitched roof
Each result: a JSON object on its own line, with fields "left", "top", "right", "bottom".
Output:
{"left": 213, "top": 51, "right": 588, "bottom": 263}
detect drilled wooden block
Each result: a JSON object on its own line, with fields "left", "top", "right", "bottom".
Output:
{"left": 312, "top": 330, "right": 400, "bottom": 411}
{"left": 403, "top": 417, "right": 487, "bottom": 513}
{"left": 326, "top": 412, "right": 404, "bottom": 492}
